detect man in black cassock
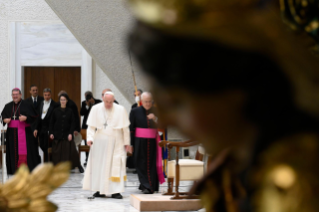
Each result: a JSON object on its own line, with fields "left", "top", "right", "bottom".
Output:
{"left": 130, "top": 92, "right": 163, "bottom": 194}
{"left": 1, "top": 88, "right": 41, "bottom": 175}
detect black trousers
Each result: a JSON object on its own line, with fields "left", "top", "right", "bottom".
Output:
{"left": 84, "top": 139, "right": 89, "bottom": 162}
{"left": 39, "top": 131, "right": 49, "bottom": 162}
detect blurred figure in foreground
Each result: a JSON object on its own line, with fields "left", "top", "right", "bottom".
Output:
{"left": 128, "top": 0, "right": 319, "bottom": 211}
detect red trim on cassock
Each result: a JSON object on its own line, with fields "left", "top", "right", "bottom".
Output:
{"left": 146, "top": 111, "right": 153, "bottom": 191}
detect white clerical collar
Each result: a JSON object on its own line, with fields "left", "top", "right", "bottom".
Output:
{"left": 44, "top": 99, "right": 51, "bottom": 104}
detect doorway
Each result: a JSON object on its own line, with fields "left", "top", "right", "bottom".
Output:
{"left": 24, "top": 67, "right": 81, "bottom": 113}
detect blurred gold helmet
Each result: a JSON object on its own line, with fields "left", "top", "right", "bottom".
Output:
{"left": 128, "top": 0, "right": 319, "bottom": 116}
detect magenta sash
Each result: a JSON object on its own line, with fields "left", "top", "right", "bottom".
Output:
{"left": 8, "top": 120, "right": 30, "bottom": 168}
{"left": 135, "top": 128, "right": 165, "bottom": 184}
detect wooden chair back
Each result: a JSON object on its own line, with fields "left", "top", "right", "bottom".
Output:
{"left": 78, "top": 129, "right": 90, "bottom": 161}
{"left": 80, "top": 129, "right": 87, "bottom": 140}
{"left": 195, "top": 149, "right": 204, "bottom": 161}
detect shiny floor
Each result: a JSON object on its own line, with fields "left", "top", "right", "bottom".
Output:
{"left": 0, "top": 149, "right": 205, "bottom": 212}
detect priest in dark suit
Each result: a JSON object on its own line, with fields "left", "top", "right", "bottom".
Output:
{"left": 33, "top": 88, "right": 57, "bottom": 162}
{"left": 1, "top": 88, "right": 41, "bottom": 174}
{"left": 25, "top": 85, "right": 44, "bottom": 111}
{"left": 25, "top": 85, "right": 45, "bottom": 149}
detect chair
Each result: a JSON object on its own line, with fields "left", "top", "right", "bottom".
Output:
{"left": 78, "top": 129, "right": 90, "bottom": 161}
{"left": 159, "top": 140, "right": 205, "bottom": 200}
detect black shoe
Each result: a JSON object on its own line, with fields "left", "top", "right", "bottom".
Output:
{"left": 93, "top": 191, "right": 106, "bottom": 198}
{"left": 142, "top": 189, "right": 153, "bottom": 194}
{"left": 83, "top": 162, "right": 87, "bottom": 167}
{"left": 133, "top": 170, "right": 137, "bottom": 174}
{"left": 78, "top": 165, "right": 84, "bottom": 173}
{"left": 111, "top": 193, "right": 123, "bottom": 199}
{"left": 138, "top": 184, "right": 145, "bottom": 191}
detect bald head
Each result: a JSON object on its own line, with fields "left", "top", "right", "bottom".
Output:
{"left": 141, "top": 92, "right": 152, "bottom": 100}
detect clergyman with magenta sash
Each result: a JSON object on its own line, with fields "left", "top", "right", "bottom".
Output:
{"left": 1, "top": 87, "right": 41, "bottom": 175}
{"left": 129, "top": 91, "right": 165, "bottom": 194}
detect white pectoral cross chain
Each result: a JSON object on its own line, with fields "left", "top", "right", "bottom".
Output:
{"left": 103, "top": 107, "right": 113, "bottom": 129}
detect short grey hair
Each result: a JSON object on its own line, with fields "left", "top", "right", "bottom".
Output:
{"left": 141, "top": 92, "right": 152, "bottom": 100}
{"left": 12, "top": 88, "right": 21, "bottom": 94}
{"left": 43, "top": 88, "right": 51, "bottom": 93}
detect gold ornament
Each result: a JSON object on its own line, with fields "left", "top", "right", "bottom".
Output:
{"left": 0, "top": 162, "right": 70, "bottom": 212}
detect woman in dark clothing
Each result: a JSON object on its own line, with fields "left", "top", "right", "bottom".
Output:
{"left": 49, "top": 93, "right": 84, "bottom": 173}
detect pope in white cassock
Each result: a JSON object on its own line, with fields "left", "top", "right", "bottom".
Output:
{"left": 82, "top": 91, "right": 131, "bottom": 199}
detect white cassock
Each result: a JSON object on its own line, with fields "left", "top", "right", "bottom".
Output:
{"left": 82, "top": 102, "right": 130, "bottom": 195}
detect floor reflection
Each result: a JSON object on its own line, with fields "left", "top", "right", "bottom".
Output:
{"left": 1, "top": 148, "right": 205, "bottom": 212}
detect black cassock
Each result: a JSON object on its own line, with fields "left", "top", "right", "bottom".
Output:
{"left": 130, "top": 106, "right": 159, "bottom": 192}
{"left": 1, "top": 100, "right": 41, "bottom": 175}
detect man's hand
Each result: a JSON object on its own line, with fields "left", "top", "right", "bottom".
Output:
{"left": 50, "top": 134, "right": 54, "bottom": 140}
{"left": 74, "top": 131, "right": 79, "bottom": 136}
{"left": 68, "top": 134, "right": 72, "bottom": 141}
{"left": 125, "top": 145, "right": 133, "bottom": 153}
{"left": 33, "top": 130, "right": 38, "bottom": 138}
{"left": 89, "top": 99, "right": 95, "bottom": 105}
{"left": 87, "top": 140, "right": 93, "bottom": 146}
{"left": 86, "top": 101, "right": 91, "bottom": 107}
{"left": 147, "top": 113, "right": 156, "bottom": 121}
{"left": 3, "top": 118, "right": 11, "bottom": 124}
{"left": 19, "top": 115, "right": 27, "bottom": 122}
